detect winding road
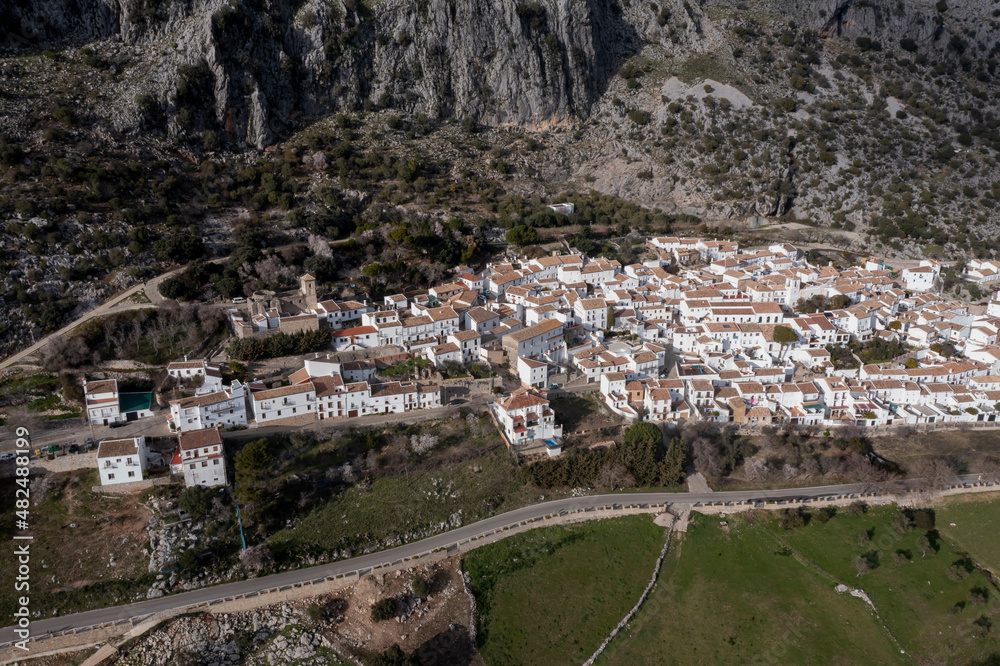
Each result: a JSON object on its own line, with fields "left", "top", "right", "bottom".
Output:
{"left": 1, "top": 474, "right": 989, "bottom": 644}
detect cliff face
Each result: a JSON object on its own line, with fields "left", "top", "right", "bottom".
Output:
{"left": 2, "top": 0, "right": 994, "bottom": 148}
{"left": 4, "top": 0, "right": 641, "bottom": 147}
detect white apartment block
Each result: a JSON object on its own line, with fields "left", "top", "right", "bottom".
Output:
{"left": 251, "top": 382, "right": 317, "bottom": 425}
{"left": 177, "top": 427, "right": 228, "bottom": 488}
{"left": 169, "top": 381, "right": 248, "bottom": 433}
{"left": 491, "top": 388, "right": 563, "bottom": 446}
{"left": 97, "top": 436, "right": 147, "bottom": 486}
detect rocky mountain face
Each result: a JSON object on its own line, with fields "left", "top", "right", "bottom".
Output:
{"left": 4, "top": 0, "right": 995, "bottom": 149}
{"left": 4, "top": 0, "right": 644, "bottom": 147}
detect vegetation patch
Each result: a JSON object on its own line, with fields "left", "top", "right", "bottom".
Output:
{"left": 463, "top": 515, "right": 664, "bottom": 665}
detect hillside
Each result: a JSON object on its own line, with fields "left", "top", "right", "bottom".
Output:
{"left": 1, "top": 0, "right": 999, "bottom": 355}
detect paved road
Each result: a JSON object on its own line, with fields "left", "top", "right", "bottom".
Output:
{"left": 0, "top": 264, "right": 191, "bottom": 373}
{"left": 2, "top": 474, "right": 986, "bottom": 643}
{"left": 0, "top": 242, "right": 311, "bottom": 373}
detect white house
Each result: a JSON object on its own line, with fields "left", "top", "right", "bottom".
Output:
{"left": 490, "top": 388, "right": 563, "bottom": 446}
{"left": 176, "top": 428, "right": 228, "bottom": 488}
{"left": 424, "top": 342, "right": 463, "bottom": 368}
{"left": 517, "top": 356, "right": 548, "bottom": 388}
{"left": 901, "top": 261, "right": 940, "bottom": 293}
{"left": 251, "top": 383, "right": 317, "bottom": 425}
{"left": 448, "top": 330, "right": 482, "bottom": 364}
{"left": 83, "top": 379, "right": 122, "bottom": 426}
{"left": 169, "top": 381, "right": 248, "bottom": 433}
{"left": 501, "top": 319, "right": 566, "bottom": 364}
{"left": 96, "top": 436, "right": 147, "bottom": 486}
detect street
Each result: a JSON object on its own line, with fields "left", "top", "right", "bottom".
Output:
{"left": 0, "top": 474, "right": 988, "bottom": 643}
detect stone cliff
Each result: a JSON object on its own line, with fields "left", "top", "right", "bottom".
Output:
{"left": 3, "top": 0, "right": 994, "bottom": 148}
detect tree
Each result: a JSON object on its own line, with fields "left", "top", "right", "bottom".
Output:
{"left": 829, "top": 295, "right": 852, "bottom": 310}
{"left": 505, "top": 225, "right": 538, "bottom": 246}
{"left": 596, "top": 462, "right": 636, "bottom": 491}
{"left": 606, "top": 304, "right": 615, "bottom": 331}
{"left": 369, "top": 645, "right": 416, "bottom": 666}
{"left": 916, "top": 534, "right": 934, "bottom": 557}
{"left": 179, "top": 486, "right": 209, "bottom": 519}
{"left": 616, "top": 423, "right": 663, "bottom": 486}
{"left": 661, "top": 440, "right": 687, "bottom": 486}
{"left": 853, "top": 554, "right": 871, "bottom": 577}
{"left": 371, "top": 598, "right": 398, "bottom": 622}
{"left": 234, "top": 438, "right": 272, "bottom": 515}
{"left": 179, "top": 548, "right": 200, "bottom": 570}
{"left": 773, "top": 325, "right": 798, "bottom": 360}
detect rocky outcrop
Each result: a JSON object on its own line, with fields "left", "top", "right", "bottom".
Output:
{"left": 4, "top": 0, "right": 642, "bottom": 147}
{"left": 3, "top": 0, "right": 995, "bottom": 148}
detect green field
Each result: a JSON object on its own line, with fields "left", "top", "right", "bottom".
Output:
{"left": 271, "top": 448, "right": 550, "bottom": 557}
{"left": 597, "top": 512, "right": 904, "bottom": 666}
{"left": 462, "top": 498, "right": 1000, "bottom": 666}
{"left": 597, "top": 501, "right": 1000, "bottom": 666}
{"left": 937, "top": 492, "right": 1000, "bottom": 574}
{"left": 463, "top": 516, "right": 665, "bottom": 666}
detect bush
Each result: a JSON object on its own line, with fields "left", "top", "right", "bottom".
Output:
{"left": 847, "top": 501, "right": 867, "bottom": 516}
{"left": 505, "top": 225, "right": 538, "bottom": 246}
{"left": 628, "top": 109, "right": 651, "bottom": 126}
{"left": 411, "top": 575, "right": 431, "bottom": 598}
{"left": 946, "top": 564, "right": 969, "bottom": 582}
{"left": 778, "top": 507, "right": 808, "bottom": 530}
{"left": 179, "top": 486, "right": 209, "bottom": 519}
{"left": 814, "top": 506, "right": 836, "bottom": 523}
{"left": 371, "top": 597, "right": 398, "bottom": 622}
{"left": 227, "top": 329, "right": 332, "bottom": 362}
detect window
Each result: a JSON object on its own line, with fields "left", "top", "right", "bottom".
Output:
{"left": 108, "top": 473, "right": 115, "bottom": 480}
{"left": 213, "top": 459, "right": 219, "bottom": 465}
{"left": 190, "top": 463, "right": 196, "bottom": 469}
{"left": 128, "top": 471, "right": 135, "bottom": 478}
{"left": 201, "top": 461, "right": 207, "bottom": 467}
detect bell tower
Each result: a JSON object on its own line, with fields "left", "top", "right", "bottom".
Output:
{"left": 300, "top": 273, "right": 317, "bottom": 311}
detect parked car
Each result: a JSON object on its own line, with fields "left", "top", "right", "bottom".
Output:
{"left": 110, "top": 421, "right": 126, "bottom": 428}
{"left": 449, "top": 399, "right": 465, "bottom": 406}
{"left": 0, "top": 452, "right": 15, "bottom": 462}
{"left": 85, "top": 437, "right": 94, "bottom": 448}
{"left": 548, "top": 383, "right": 560, "bottom": 389}
{"left": 68, "top": 444, "right": 80, "bottom": 454}
{"left": 232, "top": 296, "right": 246, "bottom": 303}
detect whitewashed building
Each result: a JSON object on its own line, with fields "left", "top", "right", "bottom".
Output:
{"left": 169, "top": 381, "right": 248, "bottom": 433}
{"left": 96, "top": 436, "right": 147, "bottom": 486}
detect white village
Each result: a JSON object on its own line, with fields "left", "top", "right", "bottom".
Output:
{"left": 78, "top": 236, "right": 1000, "bottom": 487}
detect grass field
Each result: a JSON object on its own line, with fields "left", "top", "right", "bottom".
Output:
{"left": 598, "top": 499, "right": 1000, "bottom": 666}
{"left": 597, "top": 512, "right": 904, "bottom": 666}
{"left": 775, "top": 504, "right": 1000, "bottom": 664}
{"left": 270, "top": 448, "right": 552, "bottom": 557}
{"left": 936, "top": 492, "right": 1000, "bottom": 578}
{"left": 463, "top": 516, "right": 665, "bottom": 666}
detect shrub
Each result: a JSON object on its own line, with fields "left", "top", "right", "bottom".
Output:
{"left": 371, "top": 597, "right": 398, "bottom": 622}
{"left": 628, "top": 109, "right": 651, "bottom": 126}
{"left": 411, "top": 575, "right": 431, "bottom": 598}
{"left": 179, "top": 486, "right": 209, "bottom": 519}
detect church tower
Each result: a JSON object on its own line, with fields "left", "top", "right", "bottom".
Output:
{"left": 300, "top": 273, "right": 317, "bottom": 311}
